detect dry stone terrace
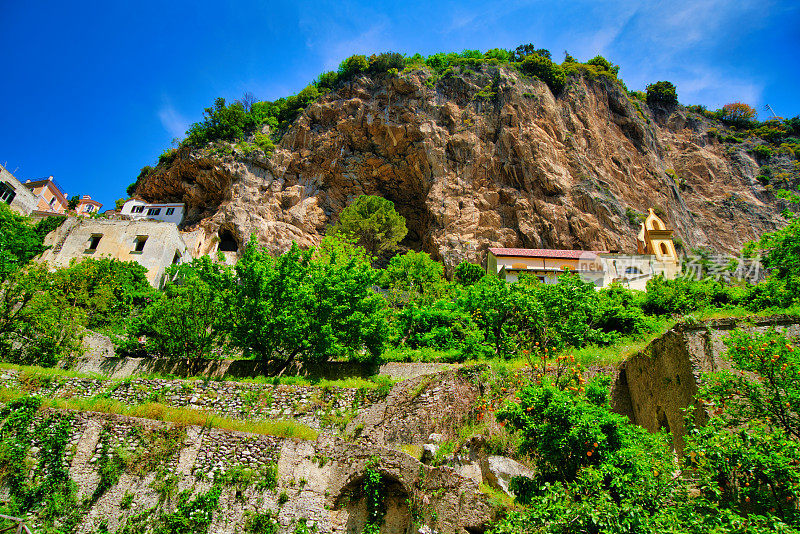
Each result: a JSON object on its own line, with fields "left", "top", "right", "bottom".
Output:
{"left": 0, "top": 370, "right": 386, "bottom": 431}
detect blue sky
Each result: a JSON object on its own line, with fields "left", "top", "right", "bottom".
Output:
{"left": 1, "top": 0, "right": 798, "bottom": 210}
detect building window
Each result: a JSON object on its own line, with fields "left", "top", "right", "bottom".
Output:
{"left": 133, "top": 235, "right": 148, "bottom": 253}
{"left": 132, "top": 205, "right": 145, "bottom": 213}
{"left": 49, "top": 196, "right": 57, "bottom": 206}
{"left": 166, "top": 207, "right": 175, "bottom": 215}
{"left": 0, "top": 182, "right": 15, "bottom": 204}
{"left": 86, "top": 234, "right": 102, "bottom": 252}
{"left": 660, "top": 242, "right": 669, "bottom": 255}
{"left": 85, "top": 205, "right": 94, "bottom": 213}
{"left": 625, "top": 266, "right": 642, "bottom": 274}
{"left": 172, "top": 251, "right": 181, "bottom": 265}
{"left": 147, "top": 208, "right": 161, "bottom": 216}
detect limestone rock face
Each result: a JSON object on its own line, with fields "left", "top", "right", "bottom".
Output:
{"left": 133, "top": 65, "right": 796, "bottom": 264}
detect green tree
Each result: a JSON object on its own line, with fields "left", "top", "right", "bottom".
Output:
{"left": 338, "top": 55, "right": 369, "bottom": 79}
{"left": 130, "top": 276, "right": 228, "bottom": 359}
{"left": 0, "top": 264, "right": 85, "bottom": 367}
{"left": 0, "top": 204, "right": 58, "bottom": 280}
{"left": 50, "top": 258, "right": 153, "bottom": 328}
{"left": 329, "top": 195, "right": 407, "bottom": 258}
{"left": 67, "top": 196, "right": 80, "bottom": 210}
{"left": 383, "top": 250, "right": 446, "bottom": 306}
{"left": 228, "top": 239, "right": 387, "bottom": 372}
{"left": 720, "top": 102, "right": 758, "bottom": 128}
{"left": 454, "top": 261, "right": 485, "bottom": 286}
{"left": 646, "top": 81, "right": 678, "bottom": 106}
{"left": 519, "top": 54, "right": 566, "bottom": 93}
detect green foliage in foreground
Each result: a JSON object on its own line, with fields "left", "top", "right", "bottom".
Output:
{"left": 491, "top": 328, "right": 800, "bottom": 534}
{"left": 0, "top": 203, "right": 64, "bottom": 281}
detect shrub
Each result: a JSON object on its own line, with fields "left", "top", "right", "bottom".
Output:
{"left": 586, "top": 55, "right": 619, "bottom": 76}
{"left": 338, "top": 54, "right": 369, "bottom": 79}
{"left": 368, "top": 52, "right": 405, "bottom": 73}
{"left": 719, "top": 102, "right": 758, "bottom": 129}
{"left": 750, "top": 144, "right": 773, "bottom": 159}
{"left": 519, "top": 54, "right": 566, "bottom": 94}
{"left": 645, "top": 80, "right": 678, "bottom": 106}
{"left": 454, "top": 261, "right": 485, "bottom": 285}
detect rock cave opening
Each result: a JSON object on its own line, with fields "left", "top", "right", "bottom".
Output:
{"left": 335, "top": 472, "right": 412, "bottom": 534}
{"left": 218, "top": 229, "right": 239, "bottom": 252}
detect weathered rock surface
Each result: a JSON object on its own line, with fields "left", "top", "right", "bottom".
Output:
{"left": 481, "top": 455, "right": 536, "bottom": 495}
{"left": 133, "top": 65, "right": 797, "bottom": 265}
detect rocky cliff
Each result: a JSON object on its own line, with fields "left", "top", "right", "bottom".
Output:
{"left": 133, "top": 64, "right": 798, "bottom": 264}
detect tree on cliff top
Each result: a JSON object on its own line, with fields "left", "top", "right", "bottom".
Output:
{"left": 329, "top": 195, "right": 408, "bottom": 258}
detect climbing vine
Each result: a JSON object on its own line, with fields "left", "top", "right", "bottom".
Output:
{"left": 362, "top": 457, "right": 385, "bottom": 534}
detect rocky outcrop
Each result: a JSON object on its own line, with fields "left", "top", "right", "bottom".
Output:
{"left": 134, "top": 64, "right": 797, "bottom": 265}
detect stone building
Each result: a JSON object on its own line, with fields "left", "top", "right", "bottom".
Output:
{"left": 24, "top": 176, "right": 69, "bottom": 214}
{"left": 120, "top": 199, "right": 185, "bottom": 225}
{"left": 38, "top": 218, "right": 191, "bottom": 287}
{"left": 0, "top": 164, "right": 38, "bottom": 215}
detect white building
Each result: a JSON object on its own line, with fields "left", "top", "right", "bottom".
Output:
{"left": 487, "top": 208, "right": 680, "bottom": 290}
{"left": 121, "top": 199, "right": 185, "bottom": 225}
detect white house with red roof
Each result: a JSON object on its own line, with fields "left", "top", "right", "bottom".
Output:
{"left": 487, "top": 248, "right": 607, "bottom": 285}
{"left": 487, "top": 209, "right": 680, "bottom": 289}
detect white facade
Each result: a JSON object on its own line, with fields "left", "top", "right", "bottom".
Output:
{"left": 121, "top": 199, "right": 185, "bottom": 225}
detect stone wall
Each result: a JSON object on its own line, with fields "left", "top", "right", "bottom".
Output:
{"left": 0, "top": 370, "right": 385, "bottom": 431}
{"left": 1, "top": 407, "right": 491, "bottom": 534}
{"left": 612, "top": 314, "right": 800, "bottom": 451}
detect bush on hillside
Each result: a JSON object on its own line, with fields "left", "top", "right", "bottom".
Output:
{"left": 719, "top": 102, "right": 758, "bottom": 129}
{"left": 519, "top": 54, "right": 566, "bottom": 94}
{"left": 645, "top": 80, "right": 678, "bottom": 106}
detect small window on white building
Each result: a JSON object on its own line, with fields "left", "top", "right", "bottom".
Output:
{"left": 147, "top": 208, "right": 161, "bottom": 216}
{"left": 85, "top": 205, "right": 94, "bottom": 213}
{"left": 132, "top": 205, "right": 145, "bottom": 213}
{"left": 166, "top": 207, "right": 175, "bottom": 215}
{"left": 133, "top": 235, "right": 148, "bottom": 253}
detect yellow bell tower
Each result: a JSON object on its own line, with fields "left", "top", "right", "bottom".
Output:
{"left": 637, "top": 208, "right": 678, "bottom": 263}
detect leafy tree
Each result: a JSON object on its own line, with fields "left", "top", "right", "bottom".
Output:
{"left": 315, "top": 70, "right": 339, "bottom": 91}
{"left": 519, "top": 54, "right": 566, "bottom": 94}
{"left": 184, "top": 98, "right": 255, "bottom": 148}
{"left": 383, "top": 250, "right": 446, "bottom": 306}
{"left": 720, "top": 102, "right": 758, "bottom": 128}
{"left": 114, "top": 198, "right": 126, "bottom": 211}
{"left": 493, "top": 375, "right": 676, "bottom": 534}
{"left": 683, "top": 329, "right": 800, "bottom": 528}
{"left": 50, "top": 258, "right": 153, "bottom": 328}
{"left": 67, "top": 196, "right": 80, "bottom": 211}
{"left": 130, "top": 276, "right": 228, "bottom": 359}
{"left": 368, "top": 52, "right": 405, "bottom": 73}
{"left": 455, "top": 276, "right": 523, "bottom": 358}
{"left": 646, "top": 80, "right": 678, "bottom": 106}
{"left": 0, "top": 264, "right": 85, "bottom": 367}
{"left": 0, "top": 204, "right": 53, "bottom": 280}
{"left": 228, "top": 239, "right": 387, "bottom": 371}
{"left": 338, "top": 55, "right": 369, "bottom": 79}
{"left": 592, "top": 282, "right": 648, "bottom": 337}
{"left": 586, "top": 55, "right": 619, "bottom": 76}
{"left": 454, "top": 261, "right": 485, "bottom": 285}
{"left": 393, "top": 299, "right": 488, "bottom": 359}
{"left": 329, "top": 195, "right": 407, "bottom": 258}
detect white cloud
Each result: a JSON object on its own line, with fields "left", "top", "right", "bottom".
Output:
{"left": 158, "top": 100, "right": 189, "bottom": 140}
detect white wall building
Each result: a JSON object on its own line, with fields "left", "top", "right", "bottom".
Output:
{"left": 121, "top": 199, "right": 185, "bottom": 225}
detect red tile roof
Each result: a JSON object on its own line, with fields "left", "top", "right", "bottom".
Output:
{"left": 488, "top": 247, "right": 604, "bottom": 260}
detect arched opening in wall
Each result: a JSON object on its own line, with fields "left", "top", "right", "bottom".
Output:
{"left": 334, "top": 472, "right": 411, "bottom": 534}
{"left": 656, "top": 405, "right": 671, "bottom": 433}
{"left": 651, "top": 219, "right": 662, "bottom": 230}
{"left": 218, "top": 229, "right": 239, "bottom": 252}
{"left": 660, "top": 242, "right": 669, "bottom": 256}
